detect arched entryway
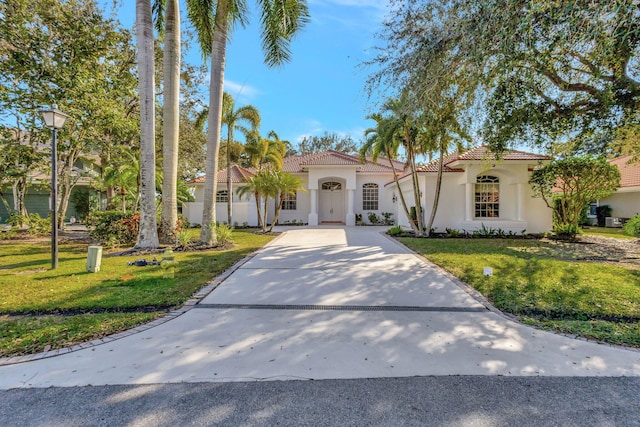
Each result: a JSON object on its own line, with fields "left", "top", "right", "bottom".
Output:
{"left": 319, "top": 180, "right": 345, "bottom": 223}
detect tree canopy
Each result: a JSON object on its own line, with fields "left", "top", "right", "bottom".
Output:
{"left": 370, "top": 0, "right": 640, "bottom": 154}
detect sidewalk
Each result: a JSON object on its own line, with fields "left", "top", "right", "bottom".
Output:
{"left": 0, "top": 227, "right": 639, "bottom": 389}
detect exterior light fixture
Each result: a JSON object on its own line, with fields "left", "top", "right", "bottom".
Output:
{"left": 40, "top": 104, "right": 70, "bottom": 269}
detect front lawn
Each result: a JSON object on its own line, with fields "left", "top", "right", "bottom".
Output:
{"left": 0, "top": 230, "right": 275, "bottom": 357}
{"left": 398, "top": 237, "right": 640, "bottom": 348}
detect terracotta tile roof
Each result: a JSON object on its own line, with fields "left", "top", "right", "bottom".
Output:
{"left": 389, "top": 146, "right": 548, "bottom": 185}
{"left": 188, "top": 164, "right": 256, "bottom": 184}
{"left": 283, "top": 150, "right": 403, "bottom": 173}
{"left": 416, "top": 151, "right": 464, "bottom": 173}
{"left": 610, "top": 156, "right": 640, "bottom": 188}
{"left": 454, "top": 145, "right": 550, "bottom": 162}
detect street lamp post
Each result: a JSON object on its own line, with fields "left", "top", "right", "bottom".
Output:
{"left": 40, "top": 104, "right": 70, "bottom": 269}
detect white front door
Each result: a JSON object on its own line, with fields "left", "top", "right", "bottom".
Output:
{"left": 320, "top": 181, "right": 344, "bottom": 223}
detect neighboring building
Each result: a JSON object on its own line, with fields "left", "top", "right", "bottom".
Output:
{"left": 0, "top": 128, "right": 102, "bottom": 223}
{"left": 183, "top": 146, "right": 553, "bottom": 233}
{"left": 590, "top": 156, "right": 640, "bottom": 222}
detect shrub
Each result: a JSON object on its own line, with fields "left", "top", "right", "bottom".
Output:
{"left": 6, "top": 213, "right": 26, "bottom": 229}
{"left": 553, "top": 222, "right": 580, "bottom": 238}
{"left": 176, "top": 228, "right": 192, "bottom": 248}
{"left": 445, "top": 228, "right": 463, "bottom": 237}
{"left": 215, "top": 222, "right": 233, "bottom": 246}
{"left": 388, "top": 225, "right": 403, "bottom": 236}
{"left": 367, "top": 212, "right": 380, "bottom": 224}
{"left": 381, "top": 212, "right": 394, "bottom": 225}
{"left": 473, "top": 223, "right": 497, "bottom": 237}
{"left": 86, "top": 211, "right": 138, "bottom": 247}
{"left": 623, "top": 215, "right": 640, "bottom": 237}
{"left": 26, "top": 213, "right": 51, "bottom": 234}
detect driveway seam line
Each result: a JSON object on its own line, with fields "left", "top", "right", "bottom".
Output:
{"left": 193, "top": 304, "right": 488, "bottom": 312}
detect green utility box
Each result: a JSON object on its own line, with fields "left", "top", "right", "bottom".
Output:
{"left": 86, "top": 245, "right": 103, "bottom": 273}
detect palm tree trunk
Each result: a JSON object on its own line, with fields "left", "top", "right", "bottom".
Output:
{"left": 405, "top": 131, "right": 424, "bottom": 236}
{"left": 254, "top": 192, "right": 263, "bottom": 229}
{"left": 269, "top": 194, "right": 285, "bottom": 232}
{"left": 135, "top": 0, "right": 160, "bottom": 249}
{"left": 226, "top": 126, "right": 232, "bottom": 226}
{"left": 160, "top": 0, "right": 180, "bottom": 244}
{"left": 386, "top": 149, "right": 416, "bottom": 234}
{"left": 425, "top": 144, "right": 444, "bottom": 237}
{"left": 200, "top": 2, "right": 228, "bottom": 245}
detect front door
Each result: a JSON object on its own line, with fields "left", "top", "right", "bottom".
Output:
{"left": 320, "top": 181, "right": 344, "bottom": 223}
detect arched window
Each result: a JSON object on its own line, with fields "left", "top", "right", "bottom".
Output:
{"left": 475, "top": 176, "right": 499, "bottom": 218}
{"left": 216, "top": 190, "right": 229, "bottom": 203}
{"left": 362, "top": 183, "right": 379, "bottom": 210}
{"left": 321, "top": 181, "right": 342, "bottom": 191}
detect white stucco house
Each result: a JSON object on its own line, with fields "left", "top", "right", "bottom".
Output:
{"left": 182, "top": 146, "right": 553, "bottom": 233}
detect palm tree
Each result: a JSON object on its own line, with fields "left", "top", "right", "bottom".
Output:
{"left": 375, "top": 96, "right": 427, "bottom": 236}
{"left": 244, "top": 130, "right": 287, "bottom": 170}
{"left": 159, "top": 0, "right": 181, "bottom": 244}
{"left": 221, "top": 92, "right": 260, "bottom": 225}
{"left": 422, "top": 96, "right": 469, "bottom": 236}
{"left": 135, "top": 0, "right": 160, "bottom": 248}
{"left": 101, "top": 149, "right": 140, "bottom": 214}
{"left": 268, "top": 169, "right": 305, "bottom": 232}
{"left": 187, "top": 0, "right": 310, "bottom": 245}
{"left": 236, "top": 171, "right": 268, "bottom": 231}
{"left": 360, "top": 113, "right": 418, "bottom": 235}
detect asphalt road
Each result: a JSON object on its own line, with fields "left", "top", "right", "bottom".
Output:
{"left": 1, "top": 376, "right": 639, "bottom": 426}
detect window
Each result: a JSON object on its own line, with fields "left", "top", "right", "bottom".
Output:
{"left": 362, "top": 183, "right": 379, "bottom": 210}
{"left": 475, "top": 176, "right": 499, "bottom": 218}
{"left": 281, "top": 193, "right": 297, "bottom": 210}
{"left": 321, "top": 181, "right": 342, "bottom": 191}
{"left": 216, "top": 190, "right": 229, "bottom": 203}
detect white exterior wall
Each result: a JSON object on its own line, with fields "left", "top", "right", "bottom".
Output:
{"left": 600, "top": 188, "right": 640, "bottom": 219}
{"left": 391, "top": 163, "right": 552, "bottom": 234}
{"left": 277, "top": 174, "right": 310, "bottom": 224}
{"left": 355, "top": 173, "right": 396, "bottom": 224}
{"left": 183, "top": 183, "right": 262, "bottom": 227}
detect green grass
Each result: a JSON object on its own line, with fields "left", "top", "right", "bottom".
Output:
{"left": 398, "top": 237, "right": 640, "bottom": 348}
{"left": 0, "top": 229, "right": 275, "bottom": 357}
{"left": 581, "top": 226, "right": 635, "bottom": 239}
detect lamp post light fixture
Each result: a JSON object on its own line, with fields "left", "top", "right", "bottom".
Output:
{"left": 40, "top": 104, "right": 70, "bottom": 269}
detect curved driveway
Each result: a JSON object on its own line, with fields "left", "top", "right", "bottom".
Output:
{"left": 1, "top": 227, "right": 639, "bottom": 388}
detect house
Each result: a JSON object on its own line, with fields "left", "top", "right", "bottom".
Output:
{"left": 590, "top": 155, "right": 640, "bottom": 222}
{"left": 182, "top": 146, "right": 553, "bottom": 233}
{"left": 388, "top": 146, "right": 552, "bottom": 233}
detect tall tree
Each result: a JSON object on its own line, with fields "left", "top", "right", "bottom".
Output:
{"left": 381, "top": 96, "right": 427, "bottom": 235}
{"left": 188, "top": 0, "right": 310, "bottom": 246}
{"left": 360, "top": 113, "right": 416, "bottom": 234}
{"left": 422, "top": 92, "right": 470, "bottom": 237}
{"left": 370, "top": 0, "right": 640, "bottom": 154}
{"left": 135, "top": 0, "right": 160, "bottom": 248}
{"left": 0, "top": 0, "right": 139, "bottom": 230}
{"left": 158, "top": 0, "right": 181, "bottom": 243}
{"left": 221, "top": 92, "right": 260, "bottom": 226}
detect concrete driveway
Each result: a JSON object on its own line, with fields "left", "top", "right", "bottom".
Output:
{"left": 1, "top": 227, "right": 639, "bottom": 389}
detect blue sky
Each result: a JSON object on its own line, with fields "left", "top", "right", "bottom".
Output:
{"left": 103, "top": 0, "right": 391, "bottom": 148}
